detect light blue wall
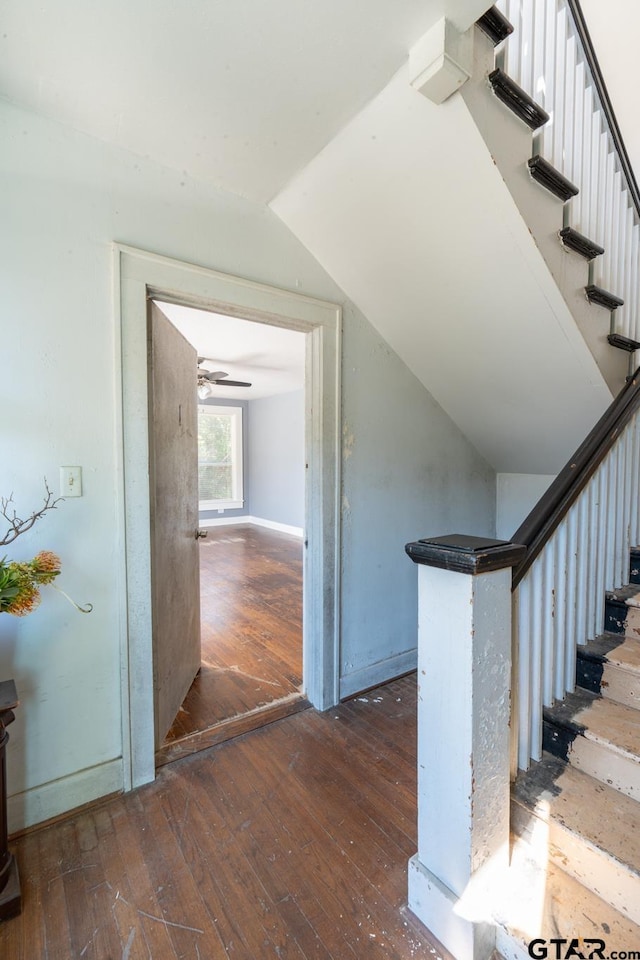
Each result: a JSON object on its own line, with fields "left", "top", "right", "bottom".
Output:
{"left": 198, "top": 396, "right": 250, "bottom": 521}
{"left": 248, "top": 390, "right": 304, "bottom": 529}
{"left": 0, "top": 97, "right": 497, "bottom": 828}
{"left": 339, "top": 307, "right": 496, "bottom": 697}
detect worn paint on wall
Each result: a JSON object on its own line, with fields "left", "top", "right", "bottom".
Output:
{"left": 0, "top": 97, "right": 496, "bottom": 827}
{"left": 339, "top": 308, "right": 496, "bottom": 696}
{"left": 496, "top": 473, "right": 556, "bottom": 540}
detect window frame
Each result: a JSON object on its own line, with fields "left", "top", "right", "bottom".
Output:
{"left": 197, "top": 403, "right": 244, "bottom": 510}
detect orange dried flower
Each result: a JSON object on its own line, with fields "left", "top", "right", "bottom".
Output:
{"left": 31, "top": 550, "right": 61, "bottom": 584}
{"left": 5, "top": 580, "right": 41, "bottom": 616}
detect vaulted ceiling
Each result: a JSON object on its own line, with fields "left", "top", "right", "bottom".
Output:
{"left": 0, "top": 0, "right": 486, "bottom": 202}
{"left": 1, "top": 0, "right": 635, "bottom": 472}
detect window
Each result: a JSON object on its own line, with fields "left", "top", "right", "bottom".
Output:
{"left": 198, "top": 404, "right": 244, "bottom": 510}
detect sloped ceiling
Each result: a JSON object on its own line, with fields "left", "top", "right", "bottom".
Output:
{"left": 0, "top": 0, "right": 487, "bottom": 203}
{"left": 0, "top": 0, "right": 632, "bottom": 471}
{"left": 271, "top": 64, "right": 611, "bottom": 473}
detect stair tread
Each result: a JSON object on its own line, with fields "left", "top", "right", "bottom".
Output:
{"left": 607, "top": 584, "right": 640, "bottom": 604}
{"left": 545, "top": 687, "right": 640, "bottom": 760}
{"left": 496, "top": 839, "right": 640, "bottom": 956}
{"left": 580, "top": 633, "right": 640, "bottom": 673}
{"left": 512, "top": 753, "right": 640, "bottom": 876}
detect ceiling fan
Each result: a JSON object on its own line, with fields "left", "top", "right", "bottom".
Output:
{"left": 197, "top": 358, "right": 252, "bottom": 399}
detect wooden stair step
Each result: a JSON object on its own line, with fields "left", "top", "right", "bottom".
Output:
{"left": 477, "top": 6, "right": 514, "bottom": 46}
{"left": 496, "top": 844, "right": 640, "bottom": 960}
{"left": 605, "top": 586, "right": 640, "bottom": 638}
{"left": 559, "top": 226, "right": 604, "bottom": 260}
{"left": 510, "top": 753, "right": 640, "bottom": 927}
{"left": 586, "top": 284, "right": 625, "bottom": 310}
{"left": 543, "top": 687, "right": 640, "bottom": 800}
{"left": 528, "top": 155, "right": 579, "bottom": 201}
{"left": 488, "top": 68, "right": 550, "bottom": 130}
{"left": 577, "top": 633, "right": 640, "bottom": 711}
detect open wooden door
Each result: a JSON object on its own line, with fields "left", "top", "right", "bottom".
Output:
{"left": 148, "top": 302, "right": 202, "bottom": 749}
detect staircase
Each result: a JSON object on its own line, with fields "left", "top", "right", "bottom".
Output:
{"left": 463, "top": 2, "right": 640, "bottom": 394}
{"left": 499, "top": 546, "right": 640, "bottom": 957}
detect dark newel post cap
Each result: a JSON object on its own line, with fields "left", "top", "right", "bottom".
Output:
{"left": 405, "top": 534, "right": 527, "bottom": 575}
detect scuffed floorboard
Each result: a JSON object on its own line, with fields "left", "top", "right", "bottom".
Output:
{"left": 2, "top": 674, "right": 455, "bottom": 960}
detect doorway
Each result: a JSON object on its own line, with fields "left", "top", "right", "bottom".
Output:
{"left": 116, "top": 245, "right": 341, "bottom": 792}
{"left": 151, "top": 300, "right": 308, "bottom": 765}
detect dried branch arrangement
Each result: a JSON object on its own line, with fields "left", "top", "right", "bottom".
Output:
{"left": 0, "top": 480, "right": 63, "bottom": 548}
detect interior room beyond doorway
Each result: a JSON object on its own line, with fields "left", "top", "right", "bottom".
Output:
{"left": 153, "top": 302, "right": 308, "bottom": 766}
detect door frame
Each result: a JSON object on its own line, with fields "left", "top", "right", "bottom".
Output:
{"left": 114, "top": 244, "right": 342, "bottom": 791}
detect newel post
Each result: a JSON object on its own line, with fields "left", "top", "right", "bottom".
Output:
{"left": 405, "top": 535, "right": 525, "bottom": 960}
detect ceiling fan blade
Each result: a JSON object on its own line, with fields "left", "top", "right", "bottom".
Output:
{"left": 210, "top": 379, "right": 252, "bottom": 387}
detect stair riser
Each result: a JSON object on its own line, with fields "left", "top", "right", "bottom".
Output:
{"left": 577, "top": 657, "right": 640, "bottom": 710}
{"left": 511, "top": 798, "right": 640, "bottom": 926}
{"left": 544, "top": 721, "right": 640, "bottom": 800}
{"left": 604, "top": 599, "right": 640, "bottom": 638}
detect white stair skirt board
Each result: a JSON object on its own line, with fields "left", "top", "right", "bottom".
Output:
{"left": 199, "top": 516, "right": 303, "bottom": 538}
{"left": 7, "top": 758, "right": 123, "bottom": 834}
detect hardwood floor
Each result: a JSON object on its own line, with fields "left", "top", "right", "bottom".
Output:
{"left": 159, "top": 524, "right": 305, "bottom": 764}
{"left": 1, "top": 675, "right": 452, "bottom": 960}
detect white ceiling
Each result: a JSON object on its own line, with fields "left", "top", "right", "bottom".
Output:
{"left": 156, "top": 301, "right": 305, "bottom": 401}
{"left": 2, "top": 0, "right": 635, "bottom": 470}
{"left": 0, "top": 0, "right": 486, "bottom": 203}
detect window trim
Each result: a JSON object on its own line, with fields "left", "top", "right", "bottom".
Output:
{"left": 198, "top": 403, "right": 244, "bottom": 510}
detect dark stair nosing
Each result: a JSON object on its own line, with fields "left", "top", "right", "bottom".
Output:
{"left": 488, "top": 68, "right": 550, "bottom": 131}
{"left": 558, "top": 226, "right": 605, "bottom": 260}
{"left": 586, "top": 284, "right": 625, "bottom": 310}
{"left": 608, "top": 333, "right": 640, "bottom": 353}
{"left": 528, "top": 155, "right": 579, "bottom": 201}
{"left": 477, "top": 6, "right": 514, "bottom": 46}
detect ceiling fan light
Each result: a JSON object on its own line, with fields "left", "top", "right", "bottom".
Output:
{"left": 197, "top": 382, "right": 212, "bottom": 400}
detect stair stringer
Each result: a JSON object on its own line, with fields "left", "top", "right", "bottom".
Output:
{"left": 461, "top": 25, "right": 628, "bottom": 395}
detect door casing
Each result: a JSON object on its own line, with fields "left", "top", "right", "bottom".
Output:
{"left": 114, "top": 244, "right": 342, "bottom": 791}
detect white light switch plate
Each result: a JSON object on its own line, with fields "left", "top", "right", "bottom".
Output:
{"left": 60, "top": 466, "right": 82, "bottom": 497}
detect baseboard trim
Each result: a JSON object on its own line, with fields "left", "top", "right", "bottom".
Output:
{"left": 339, "top": 650, "right": 417, "bottom": 700}
{"left": 199, "top": 516, "right": 304, "bottom": 538}
{"left": 7, "top": 757, "right": 123, "bottom": 834}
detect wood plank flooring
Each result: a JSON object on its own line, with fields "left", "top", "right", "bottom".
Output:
{"left": 160, "top": 524, "right": 304, "bottom": 763}
{"left": 1, "top": 675, "right": 452, "bottom": 960}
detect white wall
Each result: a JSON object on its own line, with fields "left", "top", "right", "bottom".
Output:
{"left": 0, "top": 97, "right": 495, "bottom": 830}
{"left": 249, "top": 390, "right": 304, "bottom": 529}
{"left": 496, "top": 473, "right": 556, "bottom": 541}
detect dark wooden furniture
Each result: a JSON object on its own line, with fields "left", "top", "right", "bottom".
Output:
{"left": 0, "top": 680, "right": 20, "bottom": 921}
